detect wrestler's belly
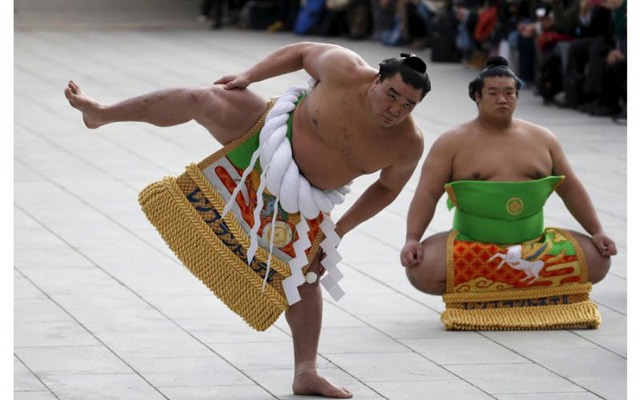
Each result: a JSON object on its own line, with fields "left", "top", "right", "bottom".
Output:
{"left": 292, "top": 141, "right": 359, "bottom": 190}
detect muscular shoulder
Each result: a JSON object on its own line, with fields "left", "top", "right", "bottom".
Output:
{"left": 441, "top": 118, "right": 557, "bottom": 144}
{"left": 317, "top": 46, "right": 376, "bottom": 85}
{"left": 404, "top": 119, "right": 426, "bottom": 158}
{"left": 433, "top": 120, "right": 474, "bottom": 148}
{"left": 388, "top": 118, "right": 424, "bottom": 166}
{"left": 514, "top": 118, "right": 551, "bottom": 133}
{"left": 424, "top": 120, "right": 479, "bottom": 166}
{"left": 514, "top": 118, "right": 559, "bottom": 145}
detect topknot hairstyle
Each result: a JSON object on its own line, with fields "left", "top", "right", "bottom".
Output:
{"left": 379, "top": 53, "right": 431, "bottom": 100}
{"left": 400, "top": 52, "right": 427, "bottom": 73}
{"left": 468, "top": 56, "right": 522, "bottom": 102}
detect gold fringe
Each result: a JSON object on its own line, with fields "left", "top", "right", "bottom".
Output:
{"left": 443, "top": 282, "right": 594, "bottom": 304}
{"left": 138, "top": 176, "right": 287, "bottom": 331}
{"left": 441, "top": 300, "right": 601, "bottom": 330}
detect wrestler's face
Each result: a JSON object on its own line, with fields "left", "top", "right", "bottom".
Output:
{"left": 475, "top": 76, "right": 518, "bottom": 120}
{"left": 372, "top": 73, "right": 421, "bottom": 127}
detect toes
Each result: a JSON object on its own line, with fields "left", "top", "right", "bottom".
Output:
{"left": 68, "top": 80, "right": 80, "bottom": 94}
{"left": 339, "top": 387, "right": 353, "bottom": 398}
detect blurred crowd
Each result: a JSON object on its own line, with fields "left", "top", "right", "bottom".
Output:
{"left": 199, "top": 0, "right": 626, "bottom": 122}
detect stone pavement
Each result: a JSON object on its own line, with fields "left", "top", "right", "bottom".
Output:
{"left": 13, "top": 1, "right": 628, "bottom": 399}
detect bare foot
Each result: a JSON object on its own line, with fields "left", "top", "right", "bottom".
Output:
{"left": 64, "top": 80, "right": 106, "bottom": 129}
{"left": 293, "top": 371, "right": 353, "bottom": 398}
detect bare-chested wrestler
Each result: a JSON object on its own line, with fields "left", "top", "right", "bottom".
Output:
{"left": 65, "top": 41, "right": 431, "bottom": 399}
{"left": 400, "top": 56, "right": 616, "bottom": 298}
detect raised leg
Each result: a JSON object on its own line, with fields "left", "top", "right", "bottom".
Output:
{"left": 64, "top": 80, "right": 269, "bottom": 145}
{"left": 404, "top": 231, "right": 449, "bottom": 295}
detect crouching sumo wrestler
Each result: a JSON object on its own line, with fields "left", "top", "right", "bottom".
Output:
{"left": 400, "top": 56, "right": 616, "bottom": 330}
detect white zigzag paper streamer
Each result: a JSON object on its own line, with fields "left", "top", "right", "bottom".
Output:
{"left": 319, "top": 216, "right": 345, "bottom": 301}
{"left": 282, "top": 218, "right": 311, "bottom": 304}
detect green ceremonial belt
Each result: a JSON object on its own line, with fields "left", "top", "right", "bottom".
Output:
{"left": 445, "top": 176, "right": 565, "bottom": 244}
{"left": 227, "top": 94, "right": 302, "bottom": 170}
{"left": 453, "top": 208, "right": 544, "bottom": 244}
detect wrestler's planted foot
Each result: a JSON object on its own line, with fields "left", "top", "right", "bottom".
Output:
{"left": 64, "top": 81, "right": 107, "bottom": 129}
{"left": 292, "top": 371, "right": 353, "bottom": 399}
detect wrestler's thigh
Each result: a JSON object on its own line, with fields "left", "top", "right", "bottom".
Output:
{"left": 567, "top": 229, "right": 611, "bottom": 284}
{"left": 193, "top": 85, "right": 269, "bottom": 144}
{"left": 406, "top": 231, "right": 449, "bottom": 295}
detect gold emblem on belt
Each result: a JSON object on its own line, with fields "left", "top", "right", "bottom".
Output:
{"left": 506, "top": 197, "right": 524, "bottom": 216}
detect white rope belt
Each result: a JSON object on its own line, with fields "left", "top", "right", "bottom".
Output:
{"left": 222, "top": 86, "right": 349, "bottom": 304}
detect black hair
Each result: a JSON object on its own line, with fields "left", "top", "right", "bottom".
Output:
{"left": 379, "top": 53, "right": 431, "bottom": 100}
{"left": 468, "top": 56, "right": 522, "bottom": 102}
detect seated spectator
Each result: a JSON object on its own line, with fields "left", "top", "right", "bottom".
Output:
{"left": 469, "top": 0, "right": 500, "bottom": 67}
{"left": 292, "top": 0, "right": 327, "bottom": 35}
{"left": 516, "top": 0, "right": 580, "bottom": 103}
{"left": 370, "top": 0, "right": 397, "bottom": 41}
{"left": 548, "top": 0, "right": 620, "bottom": 112}
{"left": 496, "top": 0, "right": 537, "bottom": 87}
{"left": 266, "top": 0, "right": 300, "bottom": 32}
{"left": 569, "top": 0, "right": 626, "bottom": 117}
{"left": 429, "top": 2, "right": 461, "bottom": 62}
{"left": 589, "top": 44, "right": 626, "bottom": 118}
{"left": 199, "top": 0, "right": 246, "bottom": 29}
{"left": 321, "top": 0, "right": 373, "bottom": 39}
{"left": 453, "top": 0, "right": 480, "bottom": 67}
{"left": 452, "top": 0, "right": 507, "bottom": 69}
{"left": 398, "top": 0, "right": 446, "bottom": 49}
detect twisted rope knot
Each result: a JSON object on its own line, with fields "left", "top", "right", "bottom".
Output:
{"left": 259, "top": 86, "right": 351, "bottom": 218}
{"left": 221, "top": 86, "right": 348, "bottom": 304}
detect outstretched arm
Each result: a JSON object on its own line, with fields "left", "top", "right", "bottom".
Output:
{"left": 549, "top": 134, "right": 617, "bottom": 256}
{"left": 214, "top": 42, "right": 368, "bottom": 89}
{"left": 400, "top": 134, "right": 453, "bottom": 267}
{"left": 334, "top": 138, "right": 424, "bottom": 239}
